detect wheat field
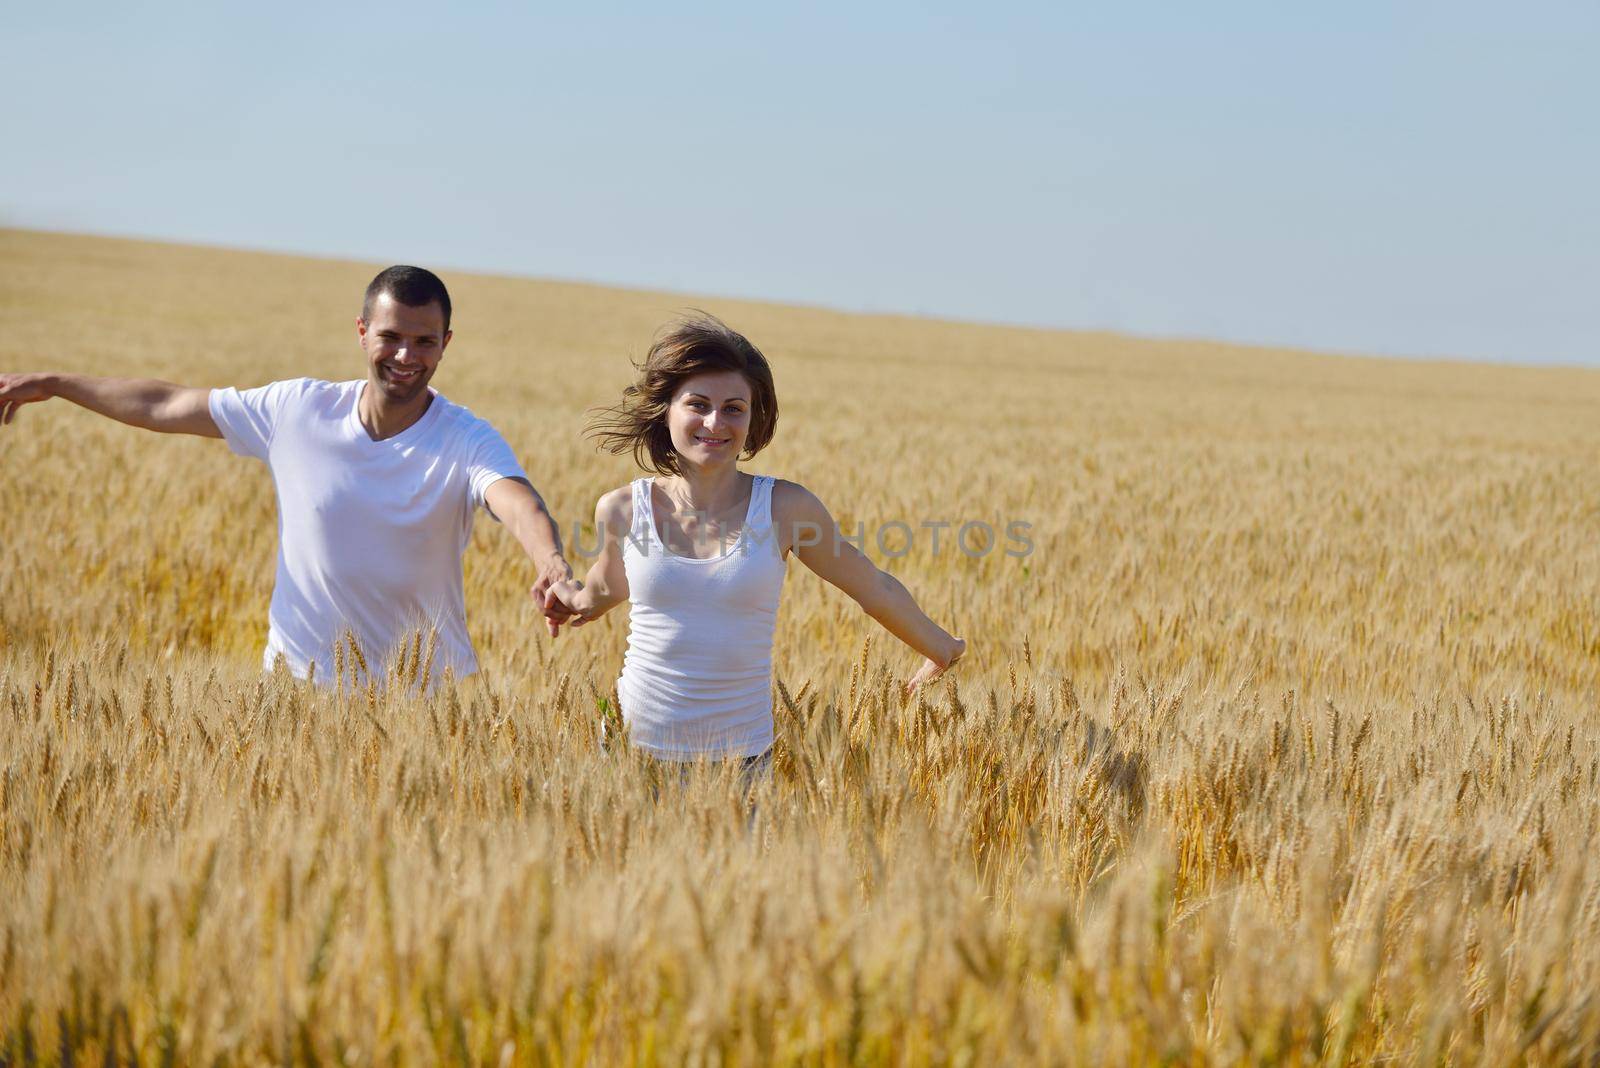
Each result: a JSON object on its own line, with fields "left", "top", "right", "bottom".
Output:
{"left": 2, "top": 227, "right": 1599, "bottom": 1065}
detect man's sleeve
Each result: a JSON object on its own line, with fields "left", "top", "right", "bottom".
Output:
{"left": 466, "top": 421, "right": 530, "bottom": 513}
{"left": 208, "top": 379, "right": 306, "bottom": 460}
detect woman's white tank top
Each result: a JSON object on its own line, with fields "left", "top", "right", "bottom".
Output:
{"left": 618, "top": 475, "right": 788, "bottom": 759}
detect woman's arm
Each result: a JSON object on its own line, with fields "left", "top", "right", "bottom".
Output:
{"left": 776, "top": 481, "right": 966, "bottom": 690}
{"left": 544, "top": 487, "right": 633, "bottom": 633}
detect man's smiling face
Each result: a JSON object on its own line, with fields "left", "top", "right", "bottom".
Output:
{"left": 358, "top": 293, "right": 451, "bottom": 404}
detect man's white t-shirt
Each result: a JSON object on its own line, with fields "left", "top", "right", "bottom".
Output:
{"left": 208, "top": 378, "right": 526, "bottom": 685}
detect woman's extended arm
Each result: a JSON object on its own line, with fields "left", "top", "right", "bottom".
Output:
{"left": 776, "top": 481, "right": 965, "bottom": 691}
{"left": 543, "top": 487, "right": 633, "bottom": 634}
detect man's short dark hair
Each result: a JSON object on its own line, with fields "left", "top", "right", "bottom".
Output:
{"left": 362, "top": 266, "right": 452, "bottom": 332}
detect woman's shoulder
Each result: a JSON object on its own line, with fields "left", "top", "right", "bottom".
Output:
{"left": 767, "top": 478, "right": 829, "bottom": 524}
{"left": 596, "top": 483, "right": 636, "bottom": 528}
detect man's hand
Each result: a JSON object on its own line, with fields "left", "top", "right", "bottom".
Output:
{"left": 529, "top": 558, "right": 575, "bottom": 638}
{"left": 0, "top": 373, "right": 56, "bottom": 427}
{"left": 541, "top": 579, "right": 592, "bottom": 636}
{"left": 485, "top": 478, "right": 577, "bottom": 638}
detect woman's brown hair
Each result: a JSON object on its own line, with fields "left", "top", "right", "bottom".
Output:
{"left": 586, "top": 313, "right": 779, "bottom": 475}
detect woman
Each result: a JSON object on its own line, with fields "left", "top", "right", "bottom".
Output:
{"left": 545, "top": 314, "right": 965, "bottom": 764}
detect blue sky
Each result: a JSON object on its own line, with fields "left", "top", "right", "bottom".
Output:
{"left": 4, "top": 1, "right": 1596, "bottom": 365}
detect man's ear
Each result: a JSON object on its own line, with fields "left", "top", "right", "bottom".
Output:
{"left": 440, "top": 329, "right": 453, "bottom": 353}
{"left": 356, "top": 317, "right": 369, "bottom": 344}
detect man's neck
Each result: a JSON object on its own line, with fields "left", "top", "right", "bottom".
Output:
{"left": 357, "top": 382, "right": 434, "bottom": 441}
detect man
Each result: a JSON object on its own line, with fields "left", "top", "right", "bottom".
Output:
{"left": 0, "top": 265, "right": 572, "bottom": 686}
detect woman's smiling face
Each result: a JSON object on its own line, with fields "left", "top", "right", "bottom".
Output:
{"left": 666, "top": 370, "right": 753, "bottom": 465}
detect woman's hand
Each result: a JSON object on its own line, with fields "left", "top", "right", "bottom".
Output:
{"left": 540, "top": 579, "right": 590, "bottom": 636}
{"left": 539, "top": 486, "right": 632, "bottom": 638}
{"left": 906, "top": 637, "right": 966, "bottom": 695}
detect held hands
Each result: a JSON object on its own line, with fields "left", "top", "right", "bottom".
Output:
{"left": 906, "top": 636, "right": 967, "bottom": 696}
{"left": 0, "top": 373, "right": 54, "bottom": 427}
{"left": 536, "top": 569, "right": 963, "bottom": 683}
{"left": 538, "top": 579, "right": 595, "bottom": 638}
{"left": 528, "top": 559, "right": 576, "bottom": 638}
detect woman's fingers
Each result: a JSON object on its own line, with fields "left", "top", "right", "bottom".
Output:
{"left": 534, "top": 582, "right": 581, "bottom": 639}
{"left": 541, "top": 581, "right": 579, "bottom": 615}
{"left": 905, "top": 658, "right": 941, "bottom": 695}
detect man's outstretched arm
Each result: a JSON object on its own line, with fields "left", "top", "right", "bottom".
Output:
{"left": 483, "top": 477, "right": 575, "bottom": 637}
{"left": 0, "top": 373, "right": 221, "bottom": 436}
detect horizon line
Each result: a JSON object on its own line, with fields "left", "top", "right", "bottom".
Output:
{"left": 6, "top": 222, "right": 1595, "bottom": 375}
